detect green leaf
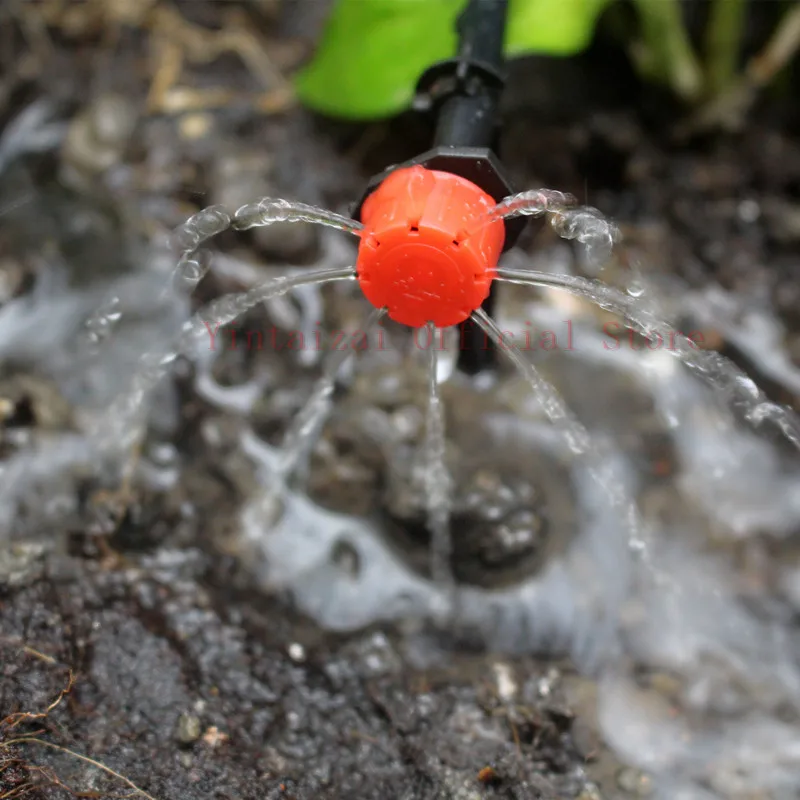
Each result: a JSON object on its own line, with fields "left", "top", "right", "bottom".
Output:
{"left": 506, "top": 0, "right": 613, "bottom": 57}
{"left": 295, "top": 0, "right": 614, "bottom": 120}
{"left": 295, "top": 0, "right": 463, "bottom": 120}
{"left": 631, "top": 0, "right": 703, "bottom": 102}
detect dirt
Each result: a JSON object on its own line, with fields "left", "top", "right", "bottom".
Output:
{"left": 1, "top": 2, "right": 799, "bottom": 799}
{"left": 0, "top": 549, "right": 591, "bottom": 799}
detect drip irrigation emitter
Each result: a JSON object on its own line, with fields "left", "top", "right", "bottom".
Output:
{"left": 351, "top": 0, "right": 525, "bottom": 374}
{"left": 93, "top": 0, "right": 652, "bottom": 598}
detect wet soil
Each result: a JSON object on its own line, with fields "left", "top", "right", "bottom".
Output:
{"left": 0, "top": 550, "right": 591, "bottom": 799}
{"left": 1, "top": 2, "right": 799, "bottom": 799}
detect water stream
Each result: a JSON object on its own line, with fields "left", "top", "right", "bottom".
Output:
{"left": 3, "top": 183, "right": 800, "bottom": 799}
{"left": 421, "top": 322, "right": 455, "bottom": 597}
{"left": 88, "top": 265, "right": 356, "bottom": 461}
{"left": 248, "top": 304, "right": 388, "bottom": 525}
{"left": 494, "top": 266, "right": 800, "bottom": 449}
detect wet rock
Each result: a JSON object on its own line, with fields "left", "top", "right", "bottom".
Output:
{"left": 763, "top": 199, "right": 800, "bottom": 243}
{"left": 287, "top": 642, "right": 306, "bottom": 663}
{"left": 777, "top": 558, "right": 800, "bottom": 612}
{"left": 176, "top": 712, "right": 203, "bottom": 744}
{"left": 210, "top": 149, "right": 274, "bottom": 213}
{"left": 61, "top": 92, "right": 138, "bottom": 189}
{"left": 454, "top": 496, "right": 546, "bottom": 585}
{"left": 0, "top": 258, "right": 27, "bottom": 306}
{"left": 491, "top": 661, "right": 518, "bottom": 703}
{"left": 617, "top": 766, "right": 654, "bottom": 796}
{"left": 351, "top": 363, "right": 427, "bottom": 410}
{"left": 306, "top": 412, "right": 384, "bottom": 516}
{"left": 208, "top": 147, "right": 319, "bottom": 262}
{"left": 250, "top": 376, "right": 317, "bottom": 444}
{"left": 252, "top": 214, "right": 320, "bottom": 263}
{"left": 383, "top": 454, "right": 551, "bottom": 588}
{"left": 0, "top": 396, "right": 13, "bottom": 424}
{"left": 0, "top": 540, "right": 49, "bottom": 588}
{"left": 178, "top": 112, "right": 214, "bottom": 142}
{"left": 0, "top": 373, "right": 74, "bottom": 431}
{"left": 571, "top": 716, "right": 601, "bottom": 762}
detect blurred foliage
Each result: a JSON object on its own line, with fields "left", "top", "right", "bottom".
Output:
{"left": 294, "top": 0, "right": 613, "bottom": 119}
{"left": 295, "top": 0, "right": 800, "bottom": 129}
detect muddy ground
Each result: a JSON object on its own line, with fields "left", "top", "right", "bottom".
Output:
{"left": 1, "top": 2, "right": 799, "bottom": 799}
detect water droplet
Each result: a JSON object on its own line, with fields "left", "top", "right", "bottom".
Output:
{"left": 747, "top": 403, "right": 771, "bottom": 424}
{"left": 173, "top": 250, "right": 211, "bottom": 291}
{"left": 627, "top": 281, "right": 645, "bottom": 298}
{"left": 83, "top": 296, "right": 122, "bottom": 351}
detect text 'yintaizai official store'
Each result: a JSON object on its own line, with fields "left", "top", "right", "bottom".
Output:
{"left": 202, "top": 321, "right": 708, "bottom": 353}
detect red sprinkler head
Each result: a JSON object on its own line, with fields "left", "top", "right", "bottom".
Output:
{"left": 355, "top": 165, "right": 505, "bottom": 328}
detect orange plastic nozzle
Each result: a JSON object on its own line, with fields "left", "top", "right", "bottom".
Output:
{"left": 355, "top": 165, "right": 505, "bottom": 328}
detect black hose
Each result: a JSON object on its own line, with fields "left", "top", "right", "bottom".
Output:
{"left": 433, "top": 0, "right": 508, "bottom": 149}
{"left": 436, "top": 0, "right": 509, "bottom": 375}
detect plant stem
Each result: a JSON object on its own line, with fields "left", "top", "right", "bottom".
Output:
{"left": 745, "top": 0, "right": 800, "bottom": 87}
{"left": 677, "top": 0, "right": 800, "bottom": 133}
{"left": 632, "top": 0, "right": 704, "bottom": 103}
{"left": 705, "top": 0, "right": 746, "bottom": 96}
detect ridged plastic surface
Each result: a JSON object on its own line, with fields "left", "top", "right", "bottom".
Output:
{"left": 356, "top": 165, "right": 504, "bottom": 327}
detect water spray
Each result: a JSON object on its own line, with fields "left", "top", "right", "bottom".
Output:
{"left": 81, "top": 0, "right": 800, "bottom": 560}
